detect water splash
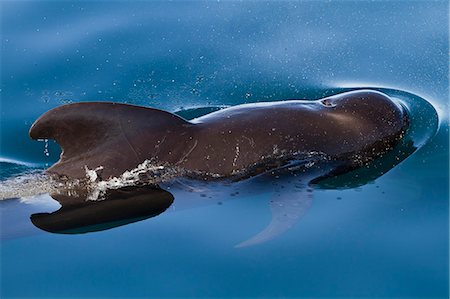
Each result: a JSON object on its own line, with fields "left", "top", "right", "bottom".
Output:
{"left": 83, "top": 160, "right": 183, "bottom": 201}
{"left": 0, "top": 159, "right": 184, "bottom": 201}
{"left": 0, "top": 172, "right": 59, "bottom": 200}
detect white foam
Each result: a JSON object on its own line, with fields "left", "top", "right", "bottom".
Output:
{"left": 0, "top": 172, "right": 57, "bottom": 200}
{"left": 0, "top": 159, "right": 181, "bottom": 201}
{"left": 84, "top": 160, "right": 179, "bottom": 201}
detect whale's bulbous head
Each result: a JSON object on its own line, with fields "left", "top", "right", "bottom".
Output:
{"left": 315, "top": 90, "right": 409, "bottom": 166}
{"left": 319, "top": 90, "right": 406, "bottom": 127}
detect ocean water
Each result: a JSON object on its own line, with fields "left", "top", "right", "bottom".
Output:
{"left": 1, "top": 1, "right": 448, "bottom": 298}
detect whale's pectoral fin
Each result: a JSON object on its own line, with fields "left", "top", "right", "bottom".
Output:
{"left": 29, "top": 102, "right": 191, "bottom": 179}
{"left": 235, "top": 187, "right": 312, "bottom": 248}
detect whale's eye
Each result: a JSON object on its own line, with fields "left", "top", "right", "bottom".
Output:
{"left": 320, "top": 99, "right": 336, "bottom": 107}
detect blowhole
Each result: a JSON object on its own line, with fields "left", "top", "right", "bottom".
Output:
{"left": 320, "top": 99, "right": 336, "bottom": 107}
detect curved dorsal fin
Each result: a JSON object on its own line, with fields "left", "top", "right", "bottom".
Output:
{"left": 30, "top": 102, "right": 192, "bottom": 179}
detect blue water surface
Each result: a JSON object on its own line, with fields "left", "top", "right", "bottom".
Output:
{"left": 1, "top": 1, "right": 448, "bottom": 298}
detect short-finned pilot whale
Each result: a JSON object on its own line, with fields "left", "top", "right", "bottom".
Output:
{"left": 30, "top": 90, "right": 408, "bottom": 181}
{"left": 28, "top": 90, "right": 410, "bottom": 247}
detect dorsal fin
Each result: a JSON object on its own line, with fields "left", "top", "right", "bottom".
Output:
{"left": 30, "top": 102, "right": 192, "bottom": 179}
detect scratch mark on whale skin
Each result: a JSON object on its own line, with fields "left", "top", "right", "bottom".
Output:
{"left": 176, "top": 139, "right": 198, "bottom": 165}
{"left": 242, "top": 135, "right": 255, "bottom": 148}
{"left": 232, "top": 145, "right": 240, "bottom": 168}
{"left": 118, "top": 117, "right": 140, "bottom": 164}
{"left": 154, "top": 135, "right": 167, "bottom": 157}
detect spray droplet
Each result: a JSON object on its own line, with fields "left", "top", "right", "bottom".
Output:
{"left": 43, "top": 139, "right": 50, "bottom": 156}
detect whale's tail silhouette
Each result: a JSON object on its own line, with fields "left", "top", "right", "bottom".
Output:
{"left": 29, "top": 102, "right": 193, "bottom": 180}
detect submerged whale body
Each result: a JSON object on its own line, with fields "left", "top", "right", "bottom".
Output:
{"left": 30, "top": 90, "right": 408, "bottom": 182}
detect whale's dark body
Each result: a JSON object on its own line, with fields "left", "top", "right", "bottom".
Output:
{"left": 26, "top": 90, "right": 411, "bottom": 246}
{"left": 30, "top": 90, "right": 408, "bottom": 181}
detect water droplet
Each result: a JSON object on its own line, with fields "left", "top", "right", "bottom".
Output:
{"left": 43, "top": 139, "right": 50, "bottom": 156}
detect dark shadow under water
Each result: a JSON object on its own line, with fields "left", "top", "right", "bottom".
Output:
{"left": 31, "top": 186, "right": 173, "bottom": 234}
